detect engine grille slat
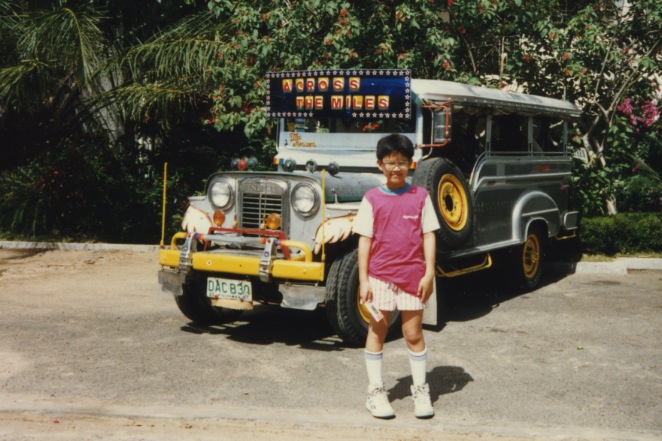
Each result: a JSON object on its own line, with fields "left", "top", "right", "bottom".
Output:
{"left": 239, "top": 181, "right": 285, "bottom": 230}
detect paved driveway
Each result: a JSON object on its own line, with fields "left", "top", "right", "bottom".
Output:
{"left": 0, "top": 248, "right": 660, "bottom": 440}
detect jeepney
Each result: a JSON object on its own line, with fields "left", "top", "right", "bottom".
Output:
{"left": 159, "top": 69, "right": 581, "bottom": 346}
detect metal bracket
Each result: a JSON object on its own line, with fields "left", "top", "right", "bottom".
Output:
{"left": 178, "top": 233, "right": 198, "bottom": 273}
{"left": 259, "top": 237, "right": 276, "bottom": 282}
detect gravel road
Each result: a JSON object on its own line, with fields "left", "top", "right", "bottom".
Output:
{"left": 0, "top": 248, "right": 660, "bottom": 440}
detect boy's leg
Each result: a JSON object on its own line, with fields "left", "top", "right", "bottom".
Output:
{"left": 401, "top": 310, "right": 434, "bottom": 419}
{"left": 401, "top": 310, "right": 427, "bottom": 384}
{"left": 401, "top": 309, "right": 425, "bottom": 352}
{"left": 364, "top": 310, "right": 391, "bottom": 385}
{"left": 364, "top": 311, "right": 395, "bottom": 419}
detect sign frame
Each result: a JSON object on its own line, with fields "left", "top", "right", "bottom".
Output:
{"left": 265, "top": 69, "right": 412, "bottom": 120}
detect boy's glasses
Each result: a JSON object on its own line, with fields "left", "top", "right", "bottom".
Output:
{"left": 382, "top": 161, "right": 410, "bottom": 170}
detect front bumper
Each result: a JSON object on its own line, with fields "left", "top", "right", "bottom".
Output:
{"left": 158, "top": 232, "right": 326, "bottom": 311}
{"left": 159, "top": 231, "right": 324, "bottom": 282}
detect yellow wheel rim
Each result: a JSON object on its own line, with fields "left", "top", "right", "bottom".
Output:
{"left": 522, "top": 233, "right": 541, "bottom": 279}
{"left": 437, "top": 174, "right": 468, "bottom": 231}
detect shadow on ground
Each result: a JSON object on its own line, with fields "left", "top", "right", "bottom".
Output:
{"left": 436, "top": 257, "right": 573, "bottom": 324}
{"left": 390, "top": 365, "right": 474, "bottom": 403}
{"left": 180, "top": 243, "right": 579, "bottom": 349}
{"left": 181, "top": 306, "right": 346, "bottom": 351}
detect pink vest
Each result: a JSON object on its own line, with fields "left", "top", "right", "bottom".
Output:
{"left": 365, "top": 185, "right": 429, "bottom": 295}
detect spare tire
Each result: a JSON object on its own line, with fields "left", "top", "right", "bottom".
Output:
{"left": 413, "top": 157, "right": 474, "bottom": 250}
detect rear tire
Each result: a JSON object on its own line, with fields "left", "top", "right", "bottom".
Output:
{"left": 413, "top": 157, "right": 474, "bottom": 250}
{"left": 510, "top": 227, "right": 545, "bottom": 291}
{"left": 175, "top": 275, "right": 243, "bottom": 325}
{"left": 325, "top": 249, "right": 399, "bottom": 346}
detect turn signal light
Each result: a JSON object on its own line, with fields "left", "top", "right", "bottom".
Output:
{"left": 213, "top": 210, "right": 225, "bottom": 227}
{"left": 264, "top": 213, "right": 281, "bottom": 230}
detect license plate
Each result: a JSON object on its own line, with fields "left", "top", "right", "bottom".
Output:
{"left": 206, "top": 277, "right": 252, "bottom": 302}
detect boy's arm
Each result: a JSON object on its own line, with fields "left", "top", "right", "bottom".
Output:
{"left": 358, "top": 235, "right": 372, "bottom": 304}
{"left": 418, "top": 231, "right": 436, "bottom": 302}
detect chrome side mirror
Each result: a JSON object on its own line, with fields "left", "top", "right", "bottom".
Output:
{"left": 433, "top": 107, "right": 451, "bottom": 144}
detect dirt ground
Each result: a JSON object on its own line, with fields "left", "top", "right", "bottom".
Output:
{"left": 1, "top": 248, "right": 661, "bottom": 441}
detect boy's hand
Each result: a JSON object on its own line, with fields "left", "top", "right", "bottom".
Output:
{"left": 417, "top": 274, "right": 434, "bottom": 303}
{"left": 359, "top": 281, "right": 372, "bottom": 305}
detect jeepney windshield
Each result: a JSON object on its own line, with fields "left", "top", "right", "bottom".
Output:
{"left": 279, "top": 117, "right": 416, "bottom": 151}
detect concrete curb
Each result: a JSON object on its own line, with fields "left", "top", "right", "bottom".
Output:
{"left": 547, "top": 257, "right": 662, "bottom": 275}
{"left": 0, "top": 240, "right": 159, "bottom": 253}
{"left": 1, "top": 240, "right": 661, "bottom": 274}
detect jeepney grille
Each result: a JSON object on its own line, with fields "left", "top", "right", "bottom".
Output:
{"left": 240, "top": 191, "right": 283, "bottom": 230}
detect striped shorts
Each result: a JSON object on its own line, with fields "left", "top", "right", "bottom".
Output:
{"left": 369, "top": 276, "right": 427, "bottom": 311}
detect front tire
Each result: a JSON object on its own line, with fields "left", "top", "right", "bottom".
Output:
{"left": 413, "top": 157, "right": 474, "bottom": 250}
{"left": 325, "top": 249, "right": 399, "bottom": 346}
{"left": 174, "top": 275, "right": 243, "bottom": 325}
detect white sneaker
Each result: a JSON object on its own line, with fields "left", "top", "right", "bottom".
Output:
{"left": 365, "top": 384, "right": 395, "bottom": 419}
{"left": 411, "top": 383, "right": 434, "bottom": 419}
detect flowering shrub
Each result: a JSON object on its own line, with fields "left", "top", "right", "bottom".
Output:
{"left": 618, "top": 98, "right": 660, "bottom": 129}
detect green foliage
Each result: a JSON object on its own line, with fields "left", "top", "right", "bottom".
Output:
{"left": 1, "top": 0, "right": 661, "bottom": 242}
{"left": 202, "top": 1, "right": 661, "bottom": 216}
{"left": 0, "top": 139, "right": 189, "bottom": 244}
{"left": 571, "top": 158, "right": 611, "bottom": 217}
{"left": 580, "top": 213, "right": 662, "bottom": 255}
{"left": 571, "top": 114, "right": 661, "bottom": 217}
{"left": 0, "top": 139, "right": 120, "bottom": 239}
{"left": 617, "top": 175, "right": 662, "bottom": 213}
{"left": 0, "top": 4, "right": 105, "bottom": 111}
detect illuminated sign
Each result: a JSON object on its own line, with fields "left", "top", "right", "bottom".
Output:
{"left": 266, "top": 69, "right": 411, "bottom": 120}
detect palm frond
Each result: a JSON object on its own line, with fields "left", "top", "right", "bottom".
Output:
{"left": 90, "top": 77, "right": 203, "bottom": 124}
{"left": 19, "top": 5, "right": 106, "bottom": 90}
{"left": 92, "top": 11, "right": 231, "bottom": 125}
{"left": 0, "top": 59, "right": 54, "bottom": 109}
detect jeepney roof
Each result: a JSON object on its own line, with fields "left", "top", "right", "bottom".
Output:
{"left": 411, "top": 79, "right": 582, "bottom": 119}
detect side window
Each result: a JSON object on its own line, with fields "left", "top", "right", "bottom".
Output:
{"left": 473, "top": 116, "right": 488, "bottom": 154}
{"left": 491, "top": 115, "right": 528, "bottom": 153}
{"left": 452, "top": 112, "right": 487, "bottom": 156}
{"left": 423, "top": 107, "right": 488, "bottom": 172}
{"left": 532, "top": 117, "right": 564, "bottom": 154}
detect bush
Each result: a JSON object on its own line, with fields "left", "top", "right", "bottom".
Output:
{"left": 580, "top": 213, "right": 662, "bottom": 255}
{"left": 0, "top": 138, "right": 191, "bottom": 244}
{"left": 617, "top": 174, "right": 662, "bottom": 213}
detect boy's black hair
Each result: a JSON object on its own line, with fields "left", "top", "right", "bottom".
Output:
{"left": 376, "top": 134, "right": 414, "bottom": 160}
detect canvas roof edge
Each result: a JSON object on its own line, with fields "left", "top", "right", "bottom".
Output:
{"left": 411, "top": 79, "right": 582, "bottom": 120}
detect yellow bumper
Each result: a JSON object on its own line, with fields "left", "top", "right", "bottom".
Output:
{"left": 159, "top": 234, "right": 324, "bottom": 282}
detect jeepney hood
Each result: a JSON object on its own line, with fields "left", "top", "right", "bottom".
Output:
{"left": 204, "top": 170, "right": 383, "bottom": 204}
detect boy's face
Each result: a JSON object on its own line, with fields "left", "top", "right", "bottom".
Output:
{"left": 377, "top": 153, "right": 411, "bottom": 190}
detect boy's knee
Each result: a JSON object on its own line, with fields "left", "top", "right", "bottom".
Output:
{"left": 402, "top": 327, "right": 423, "bottom": 346}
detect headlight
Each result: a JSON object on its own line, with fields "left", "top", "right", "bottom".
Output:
{"left": 291, "top": 183, "right": 319, "bottom": 217}
{"left": 209, "top": 179, "right": 234, "bottom": 209}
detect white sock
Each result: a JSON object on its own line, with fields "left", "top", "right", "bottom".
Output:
{"left": 364, "top": 350, "right": 384, "bottom": 386}
{"left": 408, "top": 348, "right": 428, "bottom": 386}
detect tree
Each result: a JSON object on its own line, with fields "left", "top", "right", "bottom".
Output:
{"left": 0, "top": 1, "right": 108, "bottom": 166}
{"left": 0, "top": 0, "right": 217, "bottom": 241}
{"left": 202, "top": 0, "right": 660, "bottom": 215}
{"left": 524, "top": 1, "right": 661, "bottom": 214}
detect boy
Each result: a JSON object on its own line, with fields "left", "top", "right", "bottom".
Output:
{"left": 353, "top": 134, "right": 440, "bottom": 419}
